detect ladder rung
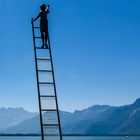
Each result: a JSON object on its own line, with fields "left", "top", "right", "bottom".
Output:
{"left": 37, "top": 57, "right": 51, "bottom": 60}
{"left": 41, "top": 109, "right": 57, "bottom": 111}
{"left": 43, "top": 134, "right": 60, "bottom": 136}
{"left": 40, "top": 95, "right": 55, "bottom": 98}
{"left": 35, "top": 47, "right": 49, "bottom": 49}
{"left": 34, "top": 26, "right": 40, "bottom": 29}
{"left": 43, "top": 124, "right": 59, "bottom": 126}
{"left": 39, "top": 82, "right": 54, "bottom": 85}
{"left": 35, "top": 36, "right": 42, "bottom": 39}
{"left": 38, "top": 70, "right": 52, "bottom": 72}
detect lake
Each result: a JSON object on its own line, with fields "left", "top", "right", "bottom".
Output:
{"left": 0, "top": 136, "right": 140, "bottom": 140}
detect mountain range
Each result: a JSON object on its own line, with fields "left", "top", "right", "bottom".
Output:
{"left": 1, "top": 98, "right": 140, "bottom": 135}
{"left": 61, "top": 98, "right": 140, "bottom": 135}
{"left": 0, "top": 107, "right": 37, "bottom": 131}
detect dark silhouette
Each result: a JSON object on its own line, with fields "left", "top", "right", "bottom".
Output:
{"left": 32, "top": 4, "right": 49, "bottom": 48}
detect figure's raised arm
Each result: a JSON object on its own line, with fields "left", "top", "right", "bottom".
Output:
{"left": 47, "top": 5, "right": 50, "bottom": 13}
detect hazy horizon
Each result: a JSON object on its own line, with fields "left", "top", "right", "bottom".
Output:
{"left": 0, "top": 97, "right": 139, "bottom": 113}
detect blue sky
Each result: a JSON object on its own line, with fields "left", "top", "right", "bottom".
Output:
{"left": 0, "top": 0, "right": 140, "bottom": 112}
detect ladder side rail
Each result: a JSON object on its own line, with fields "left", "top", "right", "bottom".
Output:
{"left": 31, "top": 21, "right": 44, "bottom": 140}
{"left": 48, "top": 33, "right": 63, "bottom": 140}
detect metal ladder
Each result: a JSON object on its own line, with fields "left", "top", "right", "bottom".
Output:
{"left": 31, "top": 21, "right": 62, "bottom": 140}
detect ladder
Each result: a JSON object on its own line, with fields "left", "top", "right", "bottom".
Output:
{"left": 31, "top": 21, "right": 62, "bottom": 140}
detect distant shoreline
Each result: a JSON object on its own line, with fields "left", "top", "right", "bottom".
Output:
{"left": 0, "top": 134, "right": 140, "bottom": 137}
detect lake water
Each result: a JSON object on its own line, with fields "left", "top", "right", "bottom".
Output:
{"left": 0, "top": 136, "right": 140, "bottom": 140}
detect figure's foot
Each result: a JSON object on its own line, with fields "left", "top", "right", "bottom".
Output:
{"left": 45, "top": 43, "right": 49, "bottom": 49}
{"left": 45, "top": 40, "right": 49, "bottom": 49}
{"left": 41, "top": 44, "right": 44, "bottom": 48}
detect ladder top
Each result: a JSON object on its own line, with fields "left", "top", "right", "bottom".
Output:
{"left": 35, "top": 36, "right": 42, "bottom": 39}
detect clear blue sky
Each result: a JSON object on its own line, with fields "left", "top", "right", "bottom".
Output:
{"left": 0, "top": 0, "right": 140, "bottom": 112}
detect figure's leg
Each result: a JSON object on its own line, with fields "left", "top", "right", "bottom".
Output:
{"left": 40, "top": 24, "right": 45, "bottom": 48}
{"left": 41, "top": 31, "right": 45, "bottom": 48}
{"left": 45, "top": 30, "right": 49, "bottom": 48}
{"left": 44, "top": 22, "right": 49, "bottom": 48}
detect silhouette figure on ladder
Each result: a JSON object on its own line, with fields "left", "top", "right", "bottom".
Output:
{"left": 32, "top": 4, "right": 49, "bottom": 48}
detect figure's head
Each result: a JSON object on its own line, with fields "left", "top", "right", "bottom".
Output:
{"left": 40, "top": 3, "right": 46, "bottom": 11}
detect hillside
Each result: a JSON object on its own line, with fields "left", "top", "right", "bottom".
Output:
{"left": 1, "top": 99, "right": 140, "bottom": 135}
{"left": 0, "top": 107, "right": 37, "bottom": 130}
